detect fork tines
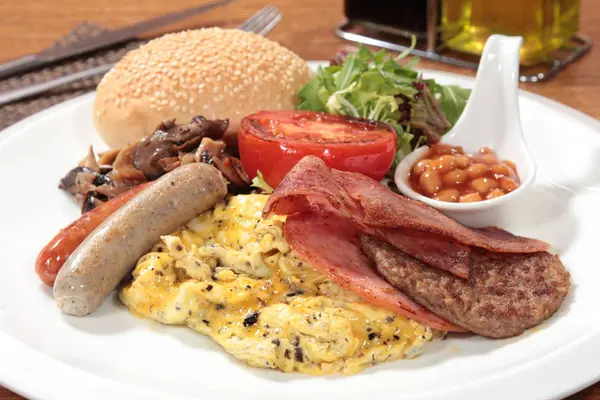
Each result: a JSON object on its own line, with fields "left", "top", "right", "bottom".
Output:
{"left": 238, "top": 5, "right": 283, "bottom": 35}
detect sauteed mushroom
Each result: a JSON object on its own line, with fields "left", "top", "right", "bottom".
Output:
{"left": 196, "top": 138, "right": 250, "bottom": 187}
{"left": 59, "top": 116, "right": 250, "bottom": 213}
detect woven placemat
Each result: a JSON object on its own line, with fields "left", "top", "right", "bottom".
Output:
{"left": 0, "top": 22, "right": 146, "bottom": 130}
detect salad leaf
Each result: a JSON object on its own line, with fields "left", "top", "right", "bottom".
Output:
{"left": 437, "top": 85, "right": 471, "bottom": 126}
{"left": 296, "top": 44, "right": 471, "bottom": 172}
{"left": 390, "top": 123, "right": 414, "bottom": 168}
{"left": 410, "top": 83, "right": 451, "bottom": 143}
{"left": 251, "top": 170, "right": 274, "bottom": 194}
{"left": 297, "top": 78, "right": 324, "bottom": 112}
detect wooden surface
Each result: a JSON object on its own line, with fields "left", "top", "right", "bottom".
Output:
{"left": 0, "top": 0, "right": 599, "bottom": 399}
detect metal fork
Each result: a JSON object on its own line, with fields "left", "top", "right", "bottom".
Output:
{"left": 237, "top": 5, "right": 282, "bottom": 37}
{"left": 0, "top": 6, "right": 283, "bottom": 107}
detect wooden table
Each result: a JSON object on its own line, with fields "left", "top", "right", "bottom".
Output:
{"left": 0, "top": 0, "right": 598, "bottom": 399}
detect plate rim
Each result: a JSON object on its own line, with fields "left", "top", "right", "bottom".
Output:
{"left": 1, "top": 65, "right": 600, "bottom": 400}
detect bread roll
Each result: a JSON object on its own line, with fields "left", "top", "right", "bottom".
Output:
{"left": 93, "top": 28, "right": 310, "bottom": 148}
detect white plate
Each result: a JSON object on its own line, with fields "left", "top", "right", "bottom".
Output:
{"left": 1, "top": 62, "right": 600, "bottom": 400}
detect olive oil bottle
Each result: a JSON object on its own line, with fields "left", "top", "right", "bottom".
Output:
{"left": 442, "top": 0, "right": 580, "bottom": 64}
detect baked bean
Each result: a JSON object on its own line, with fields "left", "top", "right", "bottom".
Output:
{"left": 409, "top": 144, "right": 520, "bottom": 203}
{"left": 505, "top": 165, "right": 518, "bottom": 180}
{"left": 432, "top": 143, "right": 463, "bottom": 155}
{"left": 413, "top": 159, "right": 431, "bottom": 175}
{"left": 504, "top": 160, "right": 517, "bottom": 170}
{"left": 486, "top": 188, "right": 506, "bottom": 199}
{"left": 459, "top": 192, "right": 482, "bottom": 203}
{"left": 433, "top": 188, "right": 460, "bottom": 202}
{"left": 454, "top": 155, "right": 471, "bottom": 168}
{"left": 443, "top": 169, "right": 468, "bottom": 186}
{"left": 499, "top": 177, "right": 518, "bottom": 192}
{"left": 419, "top": 171, "right": 442, "bottom": 195}
{"left": 430, "top": 155, "right": 457, "bottom": 174}
{"left": 466, "top": 163, "right": 489, "bottom": 179}
{"left": 491, "top": 164, "right": 510, "bottom": 176}
{"left": 479, "top": 153, "right": 498, "bottom": 165}
{"left": 471, "top": 177, "right": 499, "bottom": 194}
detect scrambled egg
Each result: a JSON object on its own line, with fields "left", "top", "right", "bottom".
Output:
{"left": 120, "top": 195, "right": 435, "bottom": 375}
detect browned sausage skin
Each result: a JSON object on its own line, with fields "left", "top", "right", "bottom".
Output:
{"left": 53, "top": 163, "right": 227, "bottom": 316}
{"left": 35, "top": 183, "right": 151, "bottom": 286}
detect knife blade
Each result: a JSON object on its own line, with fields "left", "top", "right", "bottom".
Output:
{"left": 0, "top": 0, "right": 234, "bottom": 80}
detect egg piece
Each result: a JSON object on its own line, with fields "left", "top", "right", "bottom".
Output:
{"left": 120, "top": 195, "right": 437, "bottom": 375}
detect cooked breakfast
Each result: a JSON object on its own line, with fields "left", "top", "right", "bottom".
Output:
{"left": 409, "top": 144, "right": 520, "bottom": 202}
{"left": 54, "top": 163, "right": 227, "bottom": 316}
{"left": 37, "top": 29, "right": 571, "bottom": 375}
{"left": 120, "top": 194, "right": 437, "bottom": 375}
{"left": 262, "top": 156, "right": 559, "bottom": 334}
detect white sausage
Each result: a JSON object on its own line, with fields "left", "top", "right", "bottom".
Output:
{"left": 53, "top": 163, "right": 227, "bottom": 316}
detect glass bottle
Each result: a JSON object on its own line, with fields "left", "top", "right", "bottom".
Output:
{"left": 442, "top": 0, "right": 581, "bottom": 65}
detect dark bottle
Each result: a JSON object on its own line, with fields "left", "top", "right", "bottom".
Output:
{"left": 344, "top": 0, "right": 434, "bottom": 36}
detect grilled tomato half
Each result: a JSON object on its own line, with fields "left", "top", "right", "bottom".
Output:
{"left": 238, "top": 111, "right": 397, "bottom": 187}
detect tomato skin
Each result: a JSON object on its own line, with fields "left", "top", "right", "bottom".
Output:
{"left": 238, "top": 111, "right": 397, "bottom": 187}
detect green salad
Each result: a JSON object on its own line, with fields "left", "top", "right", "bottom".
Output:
{"left": 296, "top": 45, "right": 471, "bottom": 171}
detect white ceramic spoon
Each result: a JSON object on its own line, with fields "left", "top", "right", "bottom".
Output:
{"left": 394, "top": 34, "right": 536, "bottom": 228}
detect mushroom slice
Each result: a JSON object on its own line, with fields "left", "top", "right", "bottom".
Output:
{"left": 77, "top": 146, "right": 101, "bottom": 172}
{"left": 112, "top": 143, "right": 147, "bottom": 182}
{"left": 196, "top": 138, "right": 250, "bottom": 187}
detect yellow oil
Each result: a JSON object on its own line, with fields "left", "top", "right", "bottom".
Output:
{"left": 442, "top": 0, "right": 580, "bottom": 64}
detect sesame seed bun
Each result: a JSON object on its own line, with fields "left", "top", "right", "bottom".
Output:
{"left": 93, "top": 28, "right": 311, "bottom": 148}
